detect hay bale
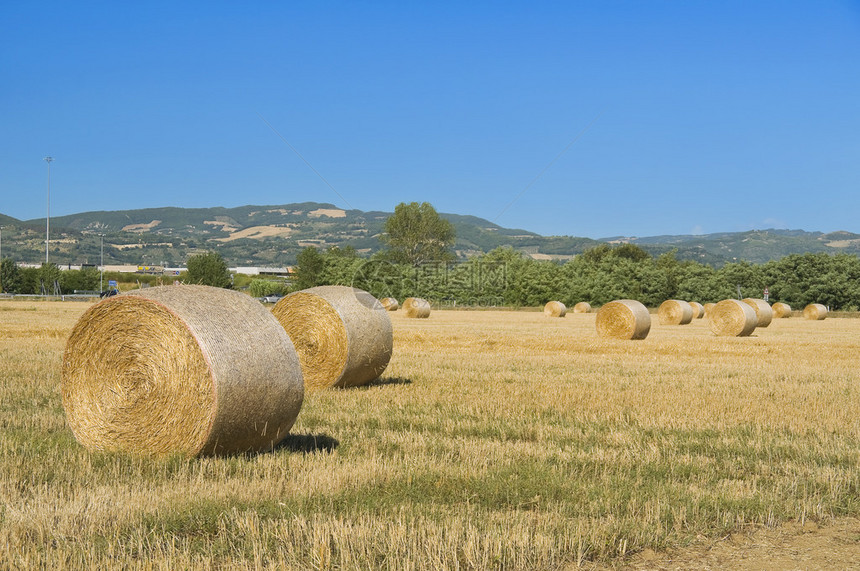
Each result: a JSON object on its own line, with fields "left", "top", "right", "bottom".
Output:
{"left": 380, "top": 297, "right": 399, "bottom": 311}
{"left": 595, "top": 300, "right": 651, "bottom": 340}
{"left": 708, "top": 299, "right": 757, "bottom": 337}
{"left": 573, "top": 302, "right": 591, "bottom": 314}
{"left": 688, "top": 301, "right": 705, "bottom": 319}
{"left": 703, "top": 302, "right": 716, "bottom": 317}
{"left": 657, "top": 299, "right": 694, "bottom": 325}
{"left": 772, "top": 302, "right": 792, "bottom": 318}
{"left": 742, "top": 298, "right": 773, "bottom": 328}
{"left": 272, "top": 286, "right": 393, "bottom": 390}
{"left": 803, "top": 303, "right": 828, "bottom": 320}
{"left": 544, "top": 301, "right": 566, "bottom": 317}
{"left": 403, "top": 297, "right": 431, "bottom": 318}
{"left": 62, "top": 285, "right": 304, "bottom": 457}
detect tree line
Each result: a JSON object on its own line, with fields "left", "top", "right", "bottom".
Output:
{"left": 292, "top": 244, "right": 860, "bottom": 310}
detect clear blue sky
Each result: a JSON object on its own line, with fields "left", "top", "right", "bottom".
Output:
{"left": 2, "top": 1, "right": 859, "bottom": 238}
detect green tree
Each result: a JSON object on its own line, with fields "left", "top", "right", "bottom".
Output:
{"left": 294, "top": 247, "right": 325, "bottom": 290}
{"left": 186, "top": 252, "right": 232, "bottom": 288}
{"left": 59, "top": 267, "right": 100, "bottom": 293}
{"left": 38, "top": 263, "right": 62, "bottom": 294}
{"left": 0, "top": 258, "right": 19, "bottom": 293}
{"left": 248, "top": 279, "right": 287, "bottom": 298}
{"left": 381, "top": 202, "right": 456, "bottom": 266}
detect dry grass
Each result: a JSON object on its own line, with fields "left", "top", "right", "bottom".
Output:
{"left": 2, "top": 300, "right": 860, "bottom": 569}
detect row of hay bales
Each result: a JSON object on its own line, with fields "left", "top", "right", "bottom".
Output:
{"left": 379, "top": 296, "right": 431, "bottom": 318}
{"left": 62, "top": 284, "right": 395, "bottom": 457}
{"left": 593, "top": 297, "right": 828, "bottom": 340}
{"left": 543, "top": 301, "right": 591, "bottom": 317}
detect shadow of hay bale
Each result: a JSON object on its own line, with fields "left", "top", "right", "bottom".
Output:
{"left": 276, "top": 433, "right": 340, "bottom": 454}
{"left": 360, "top": 376, "right": 413, "bottom": 388}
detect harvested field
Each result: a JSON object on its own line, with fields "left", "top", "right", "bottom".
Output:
{"left": 2, "top": 301, "right": 859, "bottom": 569}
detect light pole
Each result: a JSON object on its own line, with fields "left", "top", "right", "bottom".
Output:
{"left": 100, "top": 234, "right": 104, "bottom": 293}
{"left": 44, "top": 156, "right": 53, "bottom": 264}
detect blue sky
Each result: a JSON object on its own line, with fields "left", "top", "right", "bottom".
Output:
{"left": 2, "top": 1, "right": 859, "bottom": 238}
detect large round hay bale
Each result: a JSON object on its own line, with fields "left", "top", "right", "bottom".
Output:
{"left": 772, "top": 302, "right": 792, "bottom": 318}
{"left": 380, "top": 297, "right": 399, "bottom": 311}
{"left": 688, "top": 301, "right": 705, "bottom": 319}
{"left": 595, "top": 300, "right": 651, "bottom": 340}
{"left": 708, "top": 299, "right": 757, "bottom": 337}
{"left": 403, "top": 297, "right": 431, "bottom": 318}
{"left": 703, "top": 302, "right": 716, "bottom": 317}
{"left": 272, "top": 286, "right": 393, "bottom": 390}
{"left": 742, "top": 298, "right": 773, "bottom": 328}
{"left": 657, "top": 299, "right": 694, "bottom": 325}
{"left": 573, "top": 301, "right": 591, "bottom": 314}
{"left": 62, "top": 285, "right": 304, "bottom": 457}
{"left": 544, "top": 301, "right": 566, "bottom": 317}
{"left": 803, "top": 303, "right": 828, "bottom": 320}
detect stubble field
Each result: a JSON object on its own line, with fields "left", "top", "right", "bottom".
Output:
{"left": 1, "top": 300, "right": 859, "bottom": 569}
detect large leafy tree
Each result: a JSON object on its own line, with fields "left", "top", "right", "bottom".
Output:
{"left": 186, "top": 251, "right": 232, "bottom": 288}
{"left": 381, "top": 202, "right": 456, "bottom": 266}
{"left": 294, "top": 246, "right": 325, "bottom": 290}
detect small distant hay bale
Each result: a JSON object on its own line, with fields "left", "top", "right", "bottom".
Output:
{"left": 403, "top": 297, "right": 431, "bottom": 318}
{"left": 595, "top": 300, "right": 651, "bottom": 340}
{"left": 708, "top": 299, "right": 757, "bottom": 337}
{"left": 380, "top": 297, "right": 399, "bottom": 311}
{"left": 803, "top": 303, "right": 828, "bottom": 320}
{"left": 772, "top": 302, "right": 792, "bottom": 318}
{"left": 272, "top": 286, "right": 393, "bottom": 390}
{"left": 657, "top": 299, "right": 694, "bottom": 325}
{"left": 742, "top": 298, "right": 773, "bottom": 328}
{"left": 702, "top": 302, "right": 716, "bottom": 317}
{"left": 573, "top": 302, "right": 591, "bottom": 314}
{"left": 688, "top": 301, "right": 705, "bottom": 319}
{"left": 62, "top": 285, "right": 304, "bottom": 457}
{"left": 544, "top": 301, "right": 566, "bottom": 317}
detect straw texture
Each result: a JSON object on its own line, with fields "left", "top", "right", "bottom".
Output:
{"left": 543, "top": 301, "right": 567, "bottom": 317}
{"left": 595, "top": 300, "right": 651, "bottom": 340}
{"left": 380, "top": 297, "right": 399, "bottom": 311}
{"left": 657, "top": 300, "right": 694, "bottom": 325}
{"left": 742, "top": 298, "right": 773, "bottom": 328}
{"left": 703, "top": 303, "right": 716, "bottom": 317}
{"left": 573, "top": 302, "right": 591, "bottom": 314}
{"left": 272, "top": 286, "right": 393, "bottom": 390}
{"left": 403, "top": 297, "right": 431, "bottom": 318}
{"left": 62, "top": 285, "right": 304, "bottom": 457}
{"left": 772, "top": 302, "right": 792, "bottom": 318}
{"left": 688, "top": 301, "right": 705, "bottom": 319}
{"left": 803, "top": 303, "right": 828, "bottom": 320}
{"left": 708, "top": 299, "right": 757, "bottom": 337}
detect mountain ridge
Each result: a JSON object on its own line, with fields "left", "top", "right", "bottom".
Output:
{"left": 1, "top": 203, "right": 858, "bottom": 266}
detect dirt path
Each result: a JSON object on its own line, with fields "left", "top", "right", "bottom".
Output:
{"left": 586, "top": 518, "right": 860, "bottom": 570}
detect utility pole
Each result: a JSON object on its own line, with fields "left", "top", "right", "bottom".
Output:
{"left": 44, "top": 156, "right": 54, "bottom": 264}
{"left": 100, "top": 234, "right": 104, "bottom": 293}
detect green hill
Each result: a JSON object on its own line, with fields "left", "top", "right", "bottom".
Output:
{"left": 0, "top": 203, "right": 857, "bottom": 267}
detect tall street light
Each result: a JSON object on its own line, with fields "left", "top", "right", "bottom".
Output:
{"left": 100, "top": 234, "right": 104, "bottom": 293}
{"left": 44, "top": 156, "right": 54, "bottom": 264}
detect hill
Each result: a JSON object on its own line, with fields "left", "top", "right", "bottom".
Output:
{"left": 0, "top": 203, "right": 857, "bottom": 266}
